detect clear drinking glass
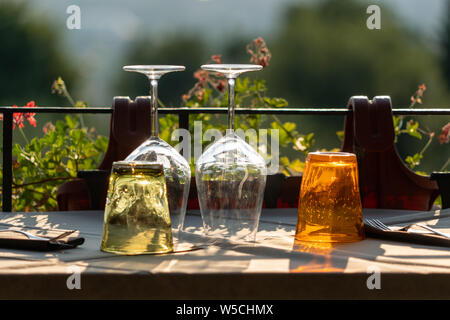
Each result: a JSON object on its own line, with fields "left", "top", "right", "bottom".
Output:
{"left": 196, "top": 64, "right": 267, "bottom": 242}
{"left": 123, "top": 65, "right": 191, "bottom": 233}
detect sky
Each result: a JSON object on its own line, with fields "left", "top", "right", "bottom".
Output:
{"left": 16, "top": 0, "right": 449, "bottom": 105}
{"left": 26, "top": 0, "right": 448, "bottom": 40}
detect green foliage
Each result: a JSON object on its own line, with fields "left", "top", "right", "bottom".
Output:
{"left": 0, "top": 76, "right": 108, "bottom": 211}
{"left": 394, "top": 116, "right": 425, "bottom": 170}
{"left": 405, "top": 153, "right": 423, "bottom": 170}
{"left": 0, "top": 115, "right": 107, "bottom": 211}
{"left": 390, "top": 83, "right": 445, "bottom": 171}
{"left": 405, "top": 120, "right": 422, "bottom": 139}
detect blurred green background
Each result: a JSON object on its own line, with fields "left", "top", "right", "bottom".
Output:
{"left": 0, "top": 0, "right": 449, "bottom": 173}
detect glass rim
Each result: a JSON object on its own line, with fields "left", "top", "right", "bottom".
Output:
{"left": 308, "top": 151, "right": 355, "bottom": 156}
{"left": 123, "top": 65, "right": 186, "bottom": 73}
{"left": 112, "top": 161, "right": 163, "bottom": 170}
{"left": 307, "top": 151, "right": 357, "bottom": 162}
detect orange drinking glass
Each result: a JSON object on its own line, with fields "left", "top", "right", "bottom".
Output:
{"left": 295, "top": 152, "right": 365, "bottom": 243}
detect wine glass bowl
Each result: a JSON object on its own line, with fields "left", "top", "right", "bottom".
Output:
{"left": 196, "top": 132, "right": 266, "bottom": 241}
{"left": 122, "top": 65, "right": 190, "bottom": 232}
{"left": 125, "top": 136, "right": 190, "bottom": 230}
{"left": 196, "top": 64, "right": 267, "bottom": 242}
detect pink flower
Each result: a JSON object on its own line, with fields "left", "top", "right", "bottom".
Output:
{"left": 438, "top": 123, "right": 450, "bottom": 144}
{"left": 194, "top": 70, "right": 208, "bottom": 83}
{"left": 254, "top": 37, "right": 264, "bottom": 45}
{"left": 246, "top": 37, "right": 272, "bottom": 68}
{"left": 195, "top": 88, "right": 205, "bottom": 101}
{"left": 216, "top": 79, "right": 226, "bottom": 93}
{"left": 43, "top": 121, "right": 55, "bottom": 134}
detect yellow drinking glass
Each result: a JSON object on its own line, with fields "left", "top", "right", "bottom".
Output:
{"left": 101, "top": 161, "right": 173, "bottom": 255}
{"left": 295, "top": 152, "right": 365, "bottom": 243}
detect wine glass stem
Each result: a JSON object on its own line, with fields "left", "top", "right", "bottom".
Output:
{"left": 227, "top": 77, "right": 236, "bottom": 132}
{"left": 150, "top": 78, "right": 159, "bottom": 137}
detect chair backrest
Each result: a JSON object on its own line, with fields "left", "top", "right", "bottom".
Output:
{"left": 57, "top": 96, "right": 152, "bottom": 210}
{"left": 98, "top": 96, "right": 152, "bottom": 170}
{"left": 342, "top": 95, "right": 439, "bottom": 210}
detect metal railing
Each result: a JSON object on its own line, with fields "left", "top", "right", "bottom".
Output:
{"left": 1, "top": 105, "right": 450, "bottom": 212}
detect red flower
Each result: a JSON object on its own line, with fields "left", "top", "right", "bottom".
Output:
{"left": 211, "top": 55, "right": 222, "bottom": 64}
{"left": 418, "top": 83, "right": 427, "bottom": 92}
{"left": 12, "top": 105, "right": 24, "bottom": 130}
{"left": 26, "top": 116, "right": 37, "bottom": 127}
{"left": 438, "top": 123, "right": 450, "bottom": 144}
{"left": 23, "top": 101, "right": 37, "bottom": 127}
{"left": 410, "top": 84, "right": 427, "bottom": 107}
{"left": 6, "top": 101, "right": 38, "bottom": 130}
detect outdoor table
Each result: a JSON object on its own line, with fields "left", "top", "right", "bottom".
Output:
{"left": 0, "top": 208, "right": 449, "bottom": 299}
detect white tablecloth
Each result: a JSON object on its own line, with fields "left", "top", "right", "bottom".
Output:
{"left": 0, "top": 208, "right": 449, "bottom": 299}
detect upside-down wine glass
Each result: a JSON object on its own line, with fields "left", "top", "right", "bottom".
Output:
{"left": 196, "top": 64, "right": 267, "bottom": 242}
{"left": 123, "top": 65, "right": 191, "bottom": 233}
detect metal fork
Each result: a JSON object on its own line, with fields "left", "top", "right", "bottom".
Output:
{"left": 365, "top": 219, "right": 390, "bottom": 231}
{"left": 0, "top": 229, "right": 49, "bottom": 241}
{"left": 365, "top": 219, "right": 450, "bottom": 239}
